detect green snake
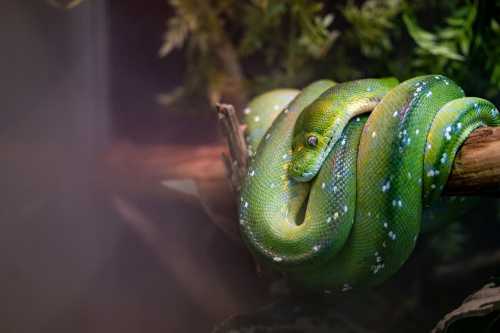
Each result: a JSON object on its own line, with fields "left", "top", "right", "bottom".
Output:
{"left": 239, "top": 75, "right": 500, "bottom": 292}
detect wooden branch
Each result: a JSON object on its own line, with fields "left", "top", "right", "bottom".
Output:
{"left": 104, "top": 106, "right": 498, "bottom": 242}
{"left": 216, "top": 103, "right": 500, "bottom": 197}
{"left": 432, "top": 283, "right": 500, "bottom": 333}
{"left": 444, "top": 126, "right": 500, "bottom": 196}
{"left": 216, "top": 103, "right": 248, "bottom": 193}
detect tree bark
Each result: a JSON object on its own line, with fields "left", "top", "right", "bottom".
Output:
{"left": 444, "top": 126, "right": 500, "bottom": 196}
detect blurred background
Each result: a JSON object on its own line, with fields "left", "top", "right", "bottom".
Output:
{"left": 1, "top": 0, "right": 499, "bottom": 332}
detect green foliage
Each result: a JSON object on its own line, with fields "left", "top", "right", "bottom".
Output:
{"left": 403, "top": 11, "right": 469, "bottom": 63}
{"left": 160, "top": 0, "right": 500, "bottom": 106}
{"left": 402, "top": 1, "right": 500, "bottom": 100}
{"left": 159, "top": 0, "right": 339, "bottom": 100}
{"left": 239, "top": 0, "right": 339, "bottom": 91}
{"left": 342, "top": 0, "right": 403, "bottom": 58}
{"left": 239, "top": 0, "right": 337, "bottom": 60}
{"left": 158, "top": 1, "right": 222, "bottom": 106}
{"left": 159, "top": 0, "right": 229, "bottom": 57}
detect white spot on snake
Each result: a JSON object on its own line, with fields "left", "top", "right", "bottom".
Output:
{"left": 431, "top": 184, "right": 436, "bottom": 189}
{"left": 254, "top": 115, "right": 260, "bottom": 122}
{"left": 343, "top": 205, "right": 348, "bottom": 213}
{"left": 413, "top": 235, "right": 418, "bottom": 243}
{"left": 356, "top": 117, "right": 361, "bottom": 122}
{"left": 244, "top": 107, "right": 251, "bottom": 114}
{"left": 415, "top": 129, "right": 420, "bottom": 135}
{"left": 239, "top": 219, "right": 245, "bottom": 225}
{"left": 398, "top": 200, "right": 403, "bottom": 207}
{"left": 492, "top": 108, "right": 499, "bottom": 117}
{"left": 249, "top": 169, "right": 255, "bottom": 176}
{"left": 456, "top": 122, "right": 462, "bottom": 130}
{"left": 284, "top": 108, "right": 289, "bottom": 114}
{"left": 371, "top": 263, "right": 385, "bottom": 274}
{"left": 444, "top": 80, "right": 449, "bottom": 85}
{"left": 334, "top": 212, "right": 339, "bottom": 220}
{"left": 388, "top": 231, "right": 397, "bottom": 240}
{"left": 407, "top": 172, "right": 412, "bottom": 179}
{"left": 321, "top": 182, "right": 326, "bottom": 189}
{"left": 326, "top": 217, "right": 332, "bottom": 223}
{"left": 367, "top": 211, "right": 372, "bottom": 217}
{"left": 427, "top": 143, "right": 432, "bottom": 151}
{"left": 313, "top": 245, "right": 321, "bottom": 252}
{"left": 393, "top": 111, "right": 398, "bottom": 117}
{"left": 371, "top": 131, "right": 377, "bottom": 138}
{"left": 244, "top": 201, "right": 249, "bottom": 208}
{"left": 341, "top": 138, "right": 346, "bottom": 146}
{"left": 383, "top": 222, "right": 388, "bottom": 229}
{"left": 265, "top": 133, "right": 271, "bottom": 140}
{"left": 273, "top": 104, "right": 280, "bottom": 110}
{"left": 434, "top": 75, "right": 440, "bottom": 79}
{"left": 427, "top": 169, "right": 436, "bottom": 177}
{"left": 426, "top": 91, "right": 432, "bottom": 97}
{"left": 332, "top": 185, "right": 338, "bottom": 193}
{"left": 273, "top": 256, "right": 283, "bottom": 262}
{"left": 342, "top": 284, "right": 352, "bottom": 292}
{"left": 282, "top": 154, "right": 288, "bottom": 160}
{"left": 444, "top": 126, "right": 452, "bottom": 140}
{"left": 367, "top": 86, "right": 373, "bottom": 92}
{"left": 382, "top": 180, "right": 391, "bottom": 192}
{"left": 270, "top": 183, "right": 276, "bottom": 189}
{"left": 440, "top": 153, "right": 448, "bottom": 164}
{"left": 382, "top": 241, "right": 387, "bottom": 248}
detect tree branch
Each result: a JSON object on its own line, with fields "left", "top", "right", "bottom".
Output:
{"left": 216, "top": 103, "right": 248, "bottom": 193}
{"left": 444, "top": 126, "right": 500, "bottom": 196}
{"left": 216, "top": 103, "right": 500, "bottom": 197}
{"left": 102, "top": 104, "right": 499, "bottom": 244}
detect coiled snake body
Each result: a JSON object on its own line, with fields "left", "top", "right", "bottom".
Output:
{"left": 239, "top": 75, "right": 500, "bottom": 292}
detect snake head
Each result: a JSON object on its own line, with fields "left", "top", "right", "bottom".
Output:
{"left": 290, "top": 131, "right": 328, "bottom": 182}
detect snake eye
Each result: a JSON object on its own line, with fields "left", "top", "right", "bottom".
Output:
{"left": 307, "top": 135, "right": 318, "bottom": 147}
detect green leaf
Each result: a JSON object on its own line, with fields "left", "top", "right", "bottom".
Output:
{"left": 403, "top": 14, "right": 436, "bottom": 43}
{"left": 403, "top": 13, "right": 465, "bottom": 61}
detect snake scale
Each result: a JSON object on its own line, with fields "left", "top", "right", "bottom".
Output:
{"left": 239, "top": 75, "right": 500, "bottom": 292}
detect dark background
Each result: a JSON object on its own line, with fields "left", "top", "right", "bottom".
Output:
{"left": 0, "top": 1, "right": 263, "bottom": 332}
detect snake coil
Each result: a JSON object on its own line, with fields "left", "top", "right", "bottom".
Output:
{"left": 239, "top": 75, "right": 500, "bottom": 292}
